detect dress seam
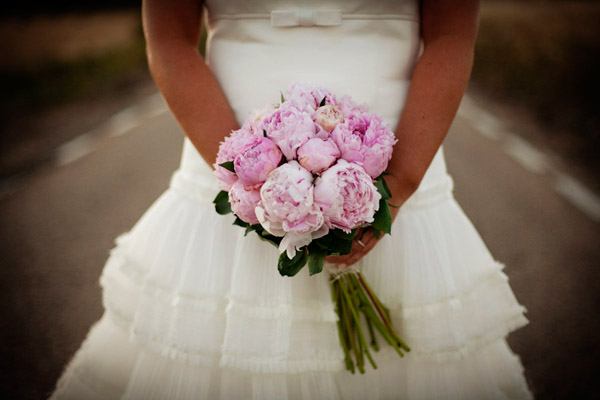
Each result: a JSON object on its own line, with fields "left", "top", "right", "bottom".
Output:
{"left": 210, "top": 12, "right": 419, "bottom": 23}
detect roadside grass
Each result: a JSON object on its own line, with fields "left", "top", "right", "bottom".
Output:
{"left": 0, "top": 33, "right": 147, "bottom": 120}
{"left": 472, "top": 1, "right": 600, "bottom": 171}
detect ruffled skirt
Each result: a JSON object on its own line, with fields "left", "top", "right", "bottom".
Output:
{"left": 49, "top": 142, "right": 533, "bottom": 400}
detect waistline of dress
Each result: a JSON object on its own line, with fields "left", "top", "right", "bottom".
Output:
{"left": 207, "top": 10, "right": 419, "bottom": 28}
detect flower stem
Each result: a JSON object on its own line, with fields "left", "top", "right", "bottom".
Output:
{"left": 339, "top": 279, "right": 358, "bottom": 373}
{"left": 332, "top": 280, "right": 354, "bottom": 372}
{"left": 339, "top": 275, "right": 364, "bottom": 373}
{"left": 348, "top": 275, "right": 378, "bottom": 369}
{"left": 330, "top": 270, "right": 410, "bottom": 374}
{"left": 341, "top": 273, "right": 377, "bottom": 373}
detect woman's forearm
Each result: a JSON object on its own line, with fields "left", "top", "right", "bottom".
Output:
{"left": 386, "top": 0, "right": 480, "bottom": 204}
{"left": 143, "top": 0, "right": 239, "bottom": 167}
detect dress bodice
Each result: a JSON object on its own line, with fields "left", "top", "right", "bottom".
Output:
{"left": 178, "top": 0, "right": 448, "bottom": 196}
{"left": 200, "top": 0, "right": 423, "bottom": 129}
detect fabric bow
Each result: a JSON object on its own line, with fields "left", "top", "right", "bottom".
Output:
{"left": 270, "top": 8, "right": 342, "bottom": 27}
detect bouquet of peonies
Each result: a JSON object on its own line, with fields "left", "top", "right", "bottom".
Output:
{"left": 212, "top": 82, "right": 409, "bottom": 373}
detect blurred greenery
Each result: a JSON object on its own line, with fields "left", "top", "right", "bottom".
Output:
{"left": 0, "top": 16, "right": 209, "bottom": 123}
{"left": 5, "top": 1, "right": 139, "bottom": 16}
{"left": 472, "top": 1, "right": 600, "bottom": 170}
{"left": 0, "top": 25, "right": 146, "bottom": 121}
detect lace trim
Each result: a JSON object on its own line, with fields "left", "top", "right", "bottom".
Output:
{"left": 101, "top": 301, "right": 528, "bottom": 372}
{"left": 102, "top": 244, "right": 526, "bottom": 325}
{"left": 225, "top": 298, "right": 338, "bottom": 322}
{"left": 219, "top": 353, "right": 345, "bottom": 374}
{"left": 94, "top": 308, "right": 347, "bottom": 373}
{"left": 389, "top": 261, "right": 515, "bottom": 313}
{"left": 101, "top": 263, "right": 530, "bottom": 370}
{"left": 102, "top": 269, "right": 340, "bottom": 324}
{"left": 51, "top": 316, "right": 530, "bottom": 398}
{"left": 377, "top": 311, "right": 529, "bottom": 364}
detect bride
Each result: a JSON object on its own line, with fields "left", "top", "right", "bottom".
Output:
{"left": 49, "top": 0, "right": 534, "bottom": 399}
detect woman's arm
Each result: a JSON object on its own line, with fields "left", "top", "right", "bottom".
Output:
{"left": 386, "top": 0, "right": 480, "bottom": 205}
{"left": 326, "top": 0, "right": 480, "bottom": 266}
{"left": 142, "top": 0, "right": 240, "bottom": 166}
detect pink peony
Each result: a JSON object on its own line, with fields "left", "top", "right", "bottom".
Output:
{"left": 314, "top": 159, "right": 381, "bottom": 233}
{"left": 229, "top": 180, "right": 261, "bottom": 224}
{"left": 330, "top": 94, "right": 369, "bottom": 116}
{"left": 233, "top": 136, "right": 282, "bottom": 189}
{"left": 331, "top": 113, "right": 397, "bottom": 178}
{"left": 261, "top": 103, "right": 316, "bottom": 161}
{"left": 297, "top": 137, "right": 340, "bottom": 174}
{"left": 242, "top": 104, "right": 277, "bottom": 135}
{"left": 283, "top": 82, "right": 336, "bottom": 112}
{"left": 214, "top": 164, "right": 238, "bottom": 192}
{"left": 213, "top": 127, "right": 260, "bottom": 191}
{"left": 254, "top": 161, "right": 328, "bottom": 258}
{"left": 314, "top": 104, "right": 344, "bottom": 133}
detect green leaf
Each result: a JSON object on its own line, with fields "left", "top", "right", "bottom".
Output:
{"left": 278, "top": 248, "right": 308, "bottom": 277}
{"left": 213, "top": 190, "right": 232, "bottom": 215}
{"left": 254, "top": 226, "right": 282, "bottom": 246}
{"left": 380, "top": 175, "right": 393, "bottom": 198}
{"left": 244, "top": 224, "right": 259, "bottom": 236}
{"left": 218, "top": 160, "right": 235, "bottom": 172}
{"left": 336, "top": 239, "right": 354, "bottom": 255}
{"left": 213, "top": 190, "right": 228, "bottom": 204}
{"left": 308, "top": 251, "right": 325, "bottom": 276}
{"left": 371, "top": 198, "right": 392, "bottom": 234}
{"left": 280, "top": 91, "right": 285, "bottom": 103}
{"left": 332, "top": 228, "right": 358, "bottom": 241}
{"left": 311, "top": 229, "right": 355, "bottom": 256}
{"left": 233, "top": 217, "right": 249, "bottom": 228}
{"left": 319, "top": 96, "right": 327, "bottom": 106}
{"left": 374, "top": 176, "right": 391, "bottom": 200}
{"left": 215, "top": 201, "right": 231, "bottom": 215}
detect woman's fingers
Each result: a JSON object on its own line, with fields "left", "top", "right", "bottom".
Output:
{"left": 344, "top": 231, "right": 378, "bottom": 265}
{"left": 324, "top": 229, "right": 380, "bottom": 267}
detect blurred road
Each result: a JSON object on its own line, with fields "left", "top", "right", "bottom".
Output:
{"left": 1, "top": 93, "right": 599, "bottom": 399}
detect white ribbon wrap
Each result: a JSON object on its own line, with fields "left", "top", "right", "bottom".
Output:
{"left": 270, "top": 8, "right": 343, "bottom": 27}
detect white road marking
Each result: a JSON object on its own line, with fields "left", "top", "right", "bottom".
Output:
{"left": 106, "top": 108, "right": 141, "bottom": 137}
{"left": 555, "top": 174, "right": 600, "bottom": 222}
{"left": 1, "top": 93, "right": 168, "bottom": 200}
{"left": 55, "top": 131, "right": 100, "bottom": 166}
{"left": 461, "top": 94, "right": 599, "bottom": 222}
{"left": 458, "top": 96, "right": 504, "bottom": 140}
{"left": 109, "top": 93, "right": 167, "bottom": 137}
{"left": 503, "top": 135, "right": 549, "bottom": 174}
{"left": 55, "top": 93, "right": 168, "bottom": 165}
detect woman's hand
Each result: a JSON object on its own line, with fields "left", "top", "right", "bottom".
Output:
{"left": 324, "top": 174, "right": 418, "bottom": 267}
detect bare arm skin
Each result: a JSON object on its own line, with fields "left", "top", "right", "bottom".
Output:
{"left": 327, "top": 0, "right": 480, "bottom": 266}
{"left": 142, "top": 0, "right": 239, "bottom": 166}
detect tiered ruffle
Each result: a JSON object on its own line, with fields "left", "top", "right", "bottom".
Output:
{"left": 50, "top": 167, "right": 533, "bottom": 400}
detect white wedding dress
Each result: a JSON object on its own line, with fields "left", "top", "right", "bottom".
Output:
{"left": 49, "top": 0, "right": 534, "bottom": 399}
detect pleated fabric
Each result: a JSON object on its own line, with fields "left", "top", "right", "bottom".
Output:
{"left": 49, "top": 139, "right": 533, "bottom": 399}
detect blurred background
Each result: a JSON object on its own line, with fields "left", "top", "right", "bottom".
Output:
{"left": 1, "top": 1, "right": 599, "bottom": 399}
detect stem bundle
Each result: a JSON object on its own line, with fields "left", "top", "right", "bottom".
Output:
{"left": 330, "top": 270, "right": 410, "bottom": 374}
